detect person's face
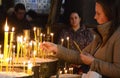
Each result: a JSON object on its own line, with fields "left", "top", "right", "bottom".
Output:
{"left": 94, "top": 3, "right": 109, "bottom": 24}
{"left": 15, "top": 9, "right": 26, "bottom": 20}
{"left": 70, "top": 13, "right": 81, "bottom": 28}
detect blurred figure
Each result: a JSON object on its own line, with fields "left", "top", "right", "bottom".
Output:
{"left": 7, "top": 3, "right": 31, "bottom": 35}
{"left": 26, "top": 9, "right": 38, "bottom": 27}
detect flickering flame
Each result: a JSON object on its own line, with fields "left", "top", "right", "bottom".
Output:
{"left": 40, "top": 33, "right": 43, "bottom": 36}
{"left": 66, "top": 37, "right": 69, "bottom": 40}
{"left": 60, "top": 70, "right": 62, "bottom": 74}
{"left": 0, "top": 45, "right": 1, "bottom": 48}
{"left": 4, "top": 20, "right": 9, "bottom": 31}
{"left": 28, "top": 63, "right": 33, "bottom": 69}
{"left": 61, "top": 38, "right": 64, "bottom": 42}
{"left": 50, "top": 33, "right": 54, "bottom": 36}
{"left": 33, "top": 51, "right": 36, "bottom": 56}
{"left": 12, "top": 27, "right": 15, "bottom": 32}
{"left": 33, "top": 27, "right": 36, "bottom": 31}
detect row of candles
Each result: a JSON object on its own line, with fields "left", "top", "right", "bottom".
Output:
{"left": 2, "top": 19, "right": 72, "bottom": 76}
{"left": 0, "top": 53, "right": 33, "bottom": 75}
{"left": 57, "top": 67, "right": 73, "bottom": 75}
{"left": 1, "top": 19, "right": 56, "bottom": 75}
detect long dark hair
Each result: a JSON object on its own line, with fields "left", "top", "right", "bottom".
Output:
{"left": 95, "top": 0, "right": 120, "bottom": 46}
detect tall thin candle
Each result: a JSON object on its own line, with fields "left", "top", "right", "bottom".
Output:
{"left": 66, "top": 37, "right": 69, "bottom": 49}
{"left": 9, "top": 27, "right": 15, "bottom": 57}
{"left": 33, "top": 27, "right": 37, "bottom": 41}
{"left": 16, "top": 37, "right": 21, "bottom": 62}
{"left": 4, "top": 19, "right": 9, "bottom": 59}
{"left": 61, "top": 38, "right": 64, "bottom": 46}
{"left": 50, "top": 33, "right": 54, "bottom": 42}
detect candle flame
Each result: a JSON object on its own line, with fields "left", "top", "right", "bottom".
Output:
{"left": 28, "top": 63, "right": 33, "bottom": 69}
{"left": 50, "top": 33, "right": 54, "bottom": 36}
{"left": 12, "top": 27, "right": 15, "bottom": 32}
{"left": 33, "top": 27, "right": 36, "bottom": 31}
{"left": 13, "top": 45, "right": 16, "bottom": 48}
{"left": 33, "top": 51, "right": 36, "bottom": 56}
{"left": 61, "top": 38, "right": 64, "bottom": 42}
{"left": 4, "top": 20, "right": 9, "bottom": 31}
{"left": 66, "top": 37, "right": 69, "bottom": 40}
{"left": 60, "top": 71, "right": 62, "bottom": 74}
{"left": 0, "top": 45, "right": 1, "bottom": 48}
{"left": 40, "top": 33, "right": 43, "bottom": 36}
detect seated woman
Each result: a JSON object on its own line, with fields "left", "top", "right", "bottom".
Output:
{"left": 58, "top": 11, "right": 93, "bottom": 74}
{"left": 58, "top": 11, "right": 93, "bottom": 50}
{"left": 41, "top": 0, "right": 120, "bottom": 77}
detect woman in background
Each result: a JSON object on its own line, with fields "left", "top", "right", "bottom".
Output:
{"left": 58, "top": 11, "right": 93, "bottom": 74}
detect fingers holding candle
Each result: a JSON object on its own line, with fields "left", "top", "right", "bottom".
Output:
{"left": 40, "top": 42, "right": 58, "bottom": 54}
{"left": 80, "top": 52, "right": 94, "bottom": 65}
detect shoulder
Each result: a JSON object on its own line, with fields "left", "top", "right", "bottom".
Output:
{"left": 113, "top": 27, "right": 120, "bottom": 39}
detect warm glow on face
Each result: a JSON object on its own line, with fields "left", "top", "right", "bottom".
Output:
{"left": 94, "top": 3, "right": 109, "bottom": 24}
{"left": 4, "top": 20, "right": 9, "bottom": 31}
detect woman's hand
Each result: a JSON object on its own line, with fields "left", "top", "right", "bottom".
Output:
{"left": 40, "top": 42, "right": 58, "bottom": 54}
{"left": 80, "top": 52, "right": 94, "bottom": 65}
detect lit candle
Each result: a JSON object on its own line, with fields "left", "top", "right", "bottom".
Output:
{"left": 61, "top": 38, "right": 64, "bottom": 46}
{"left": 12, "top": 46, "right": 15, "bottom": 71}
{"left": 20, "top": 36, "right": 23, "bottom": 57}
{"left": 33, "top": 27, "right": 37, "bottom": 41}
{"left": 0, "top": 54, "right": 3, "bottom": 71}
{"left": 43, "top": 34, "right": 45, "bottom": 41}
{"left": 5, "top": 58, "right": 9, "bottom": 72}
{"left": 0, "top": 45, "right": 2, "bottom": 54}
{"left": 10, "top": 27, "right": 15, "bottom": 42}
{"left": 50, "top": 33, "right": 54, "bottom": 42}
{"left": 47, "top": 26, "right": 50, "bottom": 35}
{"left": 64, "top": 69, "right": 67, "bottom": 74}
{"left": 59, "top": 70, "right": 62, "bottom": 74}
{"left": 40, "top": 33, "right": 43, "bottom": 42}
{"left": 33, "top": 51, "right": 36, "bottom": 65}
{"left": 69, "top": 67, "right": 73, "bottom": 74}
{"left": 34, "top": 41, "right": 37, "bottom": 55}
{"left": 36, "top": 27, "right": 40, "bottom": 37}
{"left": 9, "top": 27, "right": 15, "bottom": 57}
{"left": 4, "top": 19, "right": 9, "bottom": 59}
{"left": 16, "top": 36, "right": 21, "bottom": 62}
{"left": 66, "top": 37, "right": 69, "bottom": 49}
{"left": 9, "top": 57, "right": 12, "bottom": 71}
{"left": 29, "top": 41, "right": 33, "bottom": 52}
{"left": 27, "top": 61, "right": 33, "bottom": 74}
